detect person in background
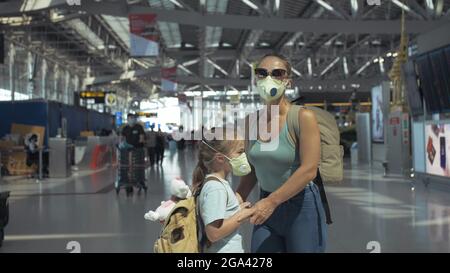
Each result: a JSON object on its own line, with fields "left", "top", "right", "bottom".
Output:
{"left": 121, "top": 114, "right": 145, "bottom": 149}
{"left": 155, "top": 128, "right": 166, "bottom": 165}
{"left": 177, "top": 125, "right": 186, "bottom": 150}
{"left": 145, "top": 126, "right": 157, "bottom": 166}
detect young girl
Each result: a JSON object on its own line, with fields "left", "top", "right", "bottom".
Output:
{"left": 192, "top": 133, "right": 254, "bottom": 253}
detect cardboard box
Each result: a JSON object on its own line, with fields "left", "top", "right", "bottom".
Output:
{"left": 0, "top": 140, "right": 15, "bottom": 149}
{"left": 80, "top": 131, "right": 94, "bottom": 137}
{"left": 11, "top": 123, "right": 45, "bottom": 147}
{"left": 0, "top": 147, "right": 36, "bottom": 176}
{"left": 7, "top": 150, "right": 37, "bottom": 175}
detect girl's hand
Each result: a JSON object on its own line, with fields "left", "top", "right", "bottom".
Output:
{"left": 240, "top": 201, "right": 252, "bottom": 209}
{"left": 235, "top": 193, "right": 244, "bottom": 205}
{"left": 248, "top": 198, "right": 278, "bottom": 225}
{"left": 237, "top": 202, "right": 253, "bottom": 222}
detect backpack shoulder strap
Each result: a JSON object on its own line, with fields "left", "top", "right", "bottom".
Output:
{"left": 286, "top": 105, "right": 301, "bottom": 148}
{"left": 245, "top": 110, "right": 261, "bottom": 153}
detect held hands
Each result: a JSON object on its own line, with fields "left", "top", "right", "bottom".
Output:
{"left": 248, "top": 197, "right": 278, "bottom": 226}
{"left": 236, "top": 202, "right": 255, "bottom": 223}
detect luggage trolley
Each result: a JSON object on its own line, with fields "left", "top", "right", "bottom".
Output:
{"left": 115, "top": 147, "right": 148, "bottom": 196}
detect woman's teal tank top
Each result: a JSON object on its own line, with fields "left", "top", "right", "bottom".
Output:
{"left": 247, "top": 121, "right": 300, "bottom": 193}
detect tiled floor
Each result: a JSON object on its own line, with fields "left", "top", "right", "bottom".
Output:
{"left": 1, "top": 146, "right": 449, "bottom": 253}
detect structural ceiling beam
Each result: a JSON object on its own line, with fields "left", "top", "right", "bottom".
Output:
{"left": 1, "top": 1, "right": 445, "bottom": 34}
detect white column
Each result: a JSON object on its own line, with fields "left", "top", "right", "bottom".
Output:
{"left": 53, "top": 64, "right": 59, "bottom": 101}
{"left": 64, "top": 70, "right": 70, "bottom": 104}
{"left": 27, "top": 51, "right": 34, "bottom": 99}
{"left": 41, "top": 59, "right": 47, "bottom": 99}
{"left": 9, "top": 43, "right": 15, "bottom": 101}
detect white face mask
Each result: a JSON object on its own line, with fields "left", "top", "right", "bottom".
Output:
{"left": 257, "top": 76, "right": 287, "bottom": 102}
{"left": 224, "top": 152, "right": 251, "bottom": 177}
{"left": 202, "top": 141, "right": 251, "bottom": 177}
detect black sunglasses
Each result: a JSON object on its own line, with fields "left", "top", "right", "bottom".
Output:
{"left": 254, "top": 68, "right": 287, "bottom": 79}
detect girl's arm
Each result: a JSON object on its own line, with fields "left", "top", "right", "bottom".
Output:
{"left": 204, "top": 203, "right": 253, "bottom": 243}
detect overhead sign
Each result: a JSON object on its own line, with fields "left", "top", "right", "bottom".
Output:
{"left": 129, "top": 14, "right": 159, "bottom": 57}
{"left": 230, "top": 94, "right": 240, "bottom": 105}
{"left": 79, "top": 91, "right": 115, "bottom": 104}
{"left": 105, "top": 93, "right": 117, "bottom": 107}
{"left": 137, "top": 112, "right": 157, "bottom": 118}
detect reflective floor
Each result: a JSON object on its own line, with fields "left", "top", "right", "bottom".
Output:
{"left": 1, "top": 146, "right": 449, "bottom": 253}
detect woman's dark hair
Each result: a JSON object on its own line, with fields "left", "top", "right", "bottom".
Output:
{"left": 257, "top": 53, "right": 292, "bottom": 76}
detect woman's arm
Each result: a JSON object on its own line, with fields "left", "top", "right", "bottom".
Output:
{"left": 248, "top": 109, "right": 321, "bottom": 225}
{"left": 267, "top": 108, "right": 320, "bottom": 204}
{"left": 205, "top": 203, "right": 254, "bottom": 243}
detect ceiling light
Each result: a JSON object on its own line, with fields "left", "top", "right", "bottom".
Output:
{"left": 343, "top": 57, "right": 349, "bottom": 76}
{"left": 169, "top": 0, "right": 184, "bottom": 8}
{"left": 320, "top": 57, "right": 340, "bottom": 76}
{"left": 391, "top": 0, "right": 411, "bottom": 12}
{"left": 274, "top": 0, "right": 280, "bottom": 12}
{"left": 182, "top": 58, "right": 200, "bottom": 67}
{"left": 351, "top": 0, "right": 358, "bottom": 14}
{"left": 241, "top": 0, "right": 259, "bottom": 11}
{"left": 291, "top": 67, "right": 302, "bottom": 77}
{"left": 307, "top": 57, "right": 313, "bottom": 76}
{"left": 356, "top": 61, "right": 371, "bottom": 75}
{"left": 315, "top": 0, "right": 334, "bottom": 11}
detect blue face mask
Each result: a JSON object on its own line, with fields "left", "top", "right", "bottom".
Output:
{"left": 128, "top": 119, "right": 136, "bottom": 126}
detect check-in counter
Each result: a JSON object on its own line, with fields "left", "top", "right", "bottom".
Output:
{"left": 74, "top": 136, "right": 119, "bottom": 171}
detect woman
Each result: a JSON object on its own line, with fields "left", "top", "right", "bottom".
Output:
{"left": 236, "top": 53, "right": 327, "bottom": 253}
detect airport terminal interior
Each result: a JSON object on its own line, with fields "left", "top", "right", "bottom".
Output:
{"left": 0, "top": 0, "right": 450, "bottom": 253}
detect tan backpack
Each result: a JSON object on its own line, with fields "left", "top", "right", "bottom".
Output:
{"left": 153, "top": 176, "right": 222, "bottom": 253}
{"left": 153, "top": 196, "right": 200, "bottom": 253}
{"left": 286, "top": 105, "right": 344, "bottom": 183}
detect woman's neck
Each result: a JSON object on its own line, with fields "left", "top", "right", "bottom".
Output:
{"left": 265, "top": 97, "right": 290, "bottom": 119}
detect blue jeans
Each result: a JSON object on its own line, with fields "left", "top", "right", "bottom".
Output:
{"left": 251, "top": 183, "right": 327, "bottom": 253}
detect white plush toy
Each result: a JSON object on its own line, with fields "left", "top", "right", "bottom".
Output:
{"left": 144, "top": 177, "right": 192, "bottom": 223}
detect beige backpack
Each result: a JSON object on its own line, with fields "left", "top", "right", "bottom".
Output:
{"left": 153, "top": 196, "right": 200, "bottom": 253}
{"left": 286, "top": 105, "right": 344, "bottom": 183}
{"left": 153, "top": 176, "right": 222, "bottom": 253}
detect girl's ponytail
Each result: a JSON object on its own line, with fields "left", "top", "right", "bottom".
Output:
{"left": 192, "top": 154, "right": 208, "bottom": 194}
